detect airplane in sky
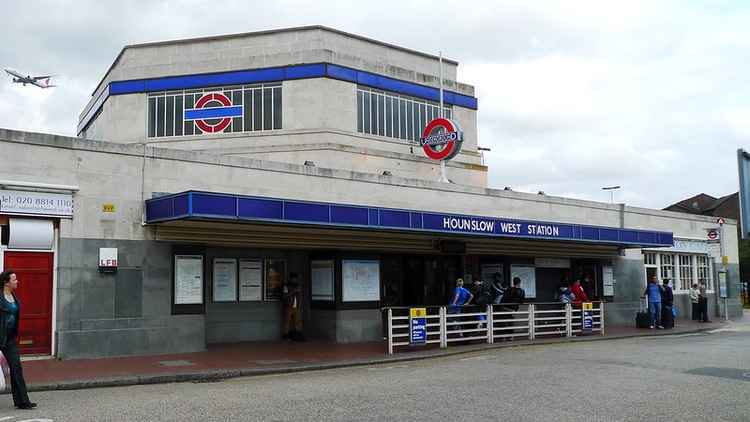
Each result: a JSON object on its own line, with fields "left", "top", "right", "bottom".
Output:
{"left": 4, "top": 68, "right": 56, "bottom": 88}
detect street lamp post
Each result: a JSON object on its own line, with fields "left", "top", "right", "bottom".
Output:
{"left": 602, "top": 186, "right": 621, "bottom": 204}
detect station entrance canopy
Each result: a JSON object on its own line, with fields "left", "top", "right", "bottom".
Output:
{"left": 145, "top": 191, "right": 673, "bottom": 252}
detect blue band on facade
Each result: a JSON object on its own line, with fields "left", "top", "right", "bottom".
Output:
{"left": 145, "top": 191, "right": 674, "bottom": 247}
{"left": 184, "top": 106, "right": 244, "bottom": 120}
{"left": 79, "top": 63, "right": 478, "bottom": 134}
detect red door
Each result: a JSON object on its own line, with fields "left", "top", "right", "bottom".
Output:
{"left": 3, "top": 252, "right": 53, "bottom": 355}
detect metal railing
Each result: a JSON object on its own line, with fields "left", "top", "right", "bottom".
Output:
{"left": 385, "top": 302, "right": 604, "bottom": 354}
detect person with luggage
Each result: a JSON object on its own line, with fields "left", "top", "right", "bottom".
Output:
{"left": 570, "top": 279, "right": 589, "bottom": 306}
{"left": 689, "top": 283, "right": 700, "bottom": 321}
{"left": 643, "top": 275, "right": 664, "bottom": 329}
{"left": 660, "top": 279, "right": 674, "bottom": 329}
{"left": 698, "top": 281, "right": 711, "bottom": 323}
{"left": 472, "top": 279, "right": 493, "bottom": 329}
{"left": 491, "top": 273, "right": 505, "bottom": 305}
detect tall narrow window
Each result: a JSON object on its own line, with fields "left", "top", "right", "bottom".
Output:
{"left": 156, "top": 96, "right": 165, "bottom": 137}
{"left": 147, "top": 97, "right": 156, "bottom": 138}
{"left": 273, "top": 86, "right": 282, "bottom": 130}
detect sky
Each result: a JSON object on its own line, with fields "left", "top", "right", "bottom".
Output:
{"left": 1, "top": 0, "right": 748, "bottom": 209}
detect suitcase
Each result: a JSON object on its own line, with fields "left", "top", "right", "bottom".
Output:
{"left": 661, "top": 305, "right": 674, "bottom": 329}
{"left": 636, "top": 298, "right": 651, "bottom": 328}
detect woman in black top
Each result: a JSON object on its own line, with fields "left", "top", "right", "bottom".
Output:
{"left": 0, "top": 270, "right": 35, "bottom": 410}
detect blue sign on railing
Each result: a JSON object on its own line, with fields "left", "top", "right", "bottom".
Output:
{"left": 410, "top": 308, "right": 427, "bottom": 345}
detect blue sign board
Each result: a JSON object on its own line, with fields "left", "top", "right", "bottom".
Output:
{"left": 145, "top": 191, "right": 674, "bottom": 247}
{"left": 582, "top": 302, "right": 593, "bottom": 334}
{"left": 410, "top": 308, "right": 427, "bottom": 345}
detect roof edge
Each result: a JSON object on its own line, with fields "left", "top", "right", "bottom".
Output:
{"left": 90, "top": 25, "right": 460, "bottom": 97}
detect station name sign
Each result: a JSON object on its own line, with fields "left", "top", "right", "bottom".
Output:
{"left": 0, "top": 189, "right": 74, "bottom": 218}
{"left": 430, "top": 215, "right": 566, "bottom": 239}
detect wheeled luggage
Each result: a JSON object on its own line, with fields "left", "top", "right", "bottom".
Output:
{"left": 636, "top": 298, "right": 651, "bottom": 328}
{"left": 661, "top": 305, "right": 674, "bottom": 329}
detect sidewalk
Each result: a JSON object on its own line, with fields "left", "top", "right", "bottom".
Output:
{"left": 18, "top": 319, "right": 728, "bottom": 392}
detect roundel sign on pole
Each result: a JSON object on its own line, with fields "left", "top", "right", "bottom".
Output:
{"left": 420, "top": 118, "right": 464, "bottom": 161}
{"left": 184, "top": 92, "right": 244, "bottom": 134}
{"left": 707, "top": 229, "right": 718, "bottom": 240}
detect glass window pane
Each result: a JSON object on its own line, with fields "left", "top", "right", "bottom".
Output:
{"left": 273, "top": 87, "right": 282, "bottom": 130}
{"left": 411, "top": 101, "right": 419, "bottom": 142}
{"left": 184, "top": 94, "right": 194, "bottom": 136}
{"left": 232, "top": 91, "right": 243, "bottom": 133}
{"left": 377, "top": 94, "right": 385, "bottom": 136}
{"left": 243, "top": 89, "right": 253, "bottom": 131}
{"left": 385, "top": 96, "right": 392, "bottom": 138}
{"left": 147, "top": 97, "right": 156, "bottom": 138}
{"left": 399, "top": 99, "right": 407, "bottom": 140}
{"left": 253, "top": 89, "right": 262, "bottom": 131}
{"left": 175, "top": 95, "right": 183, "bottom": 136}
{"left": 419, "top": 103, "right": 426, "bottom": 136}
{"left": 156, "top": 96, "right": 165, "bottom": 137}
{"left": 357, "top": 90, "right": 363, "bottom": 133}
{"left": 370, "top": 91, "right": 378, "bottom": 135}
{"left": 263, "top": 88, "right": 273, "bottom": 130}
{"left": 363, "top": 92, "right": 371, "bottom": 134}
{"left": 165, "top": 96, "right": 174, "bottom": 137}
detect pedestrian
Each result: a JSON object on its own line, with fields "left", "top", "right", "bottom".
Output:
{"left": 472, "top": 279, "right": 492, "bottom": 329}
{"left": 698, "top": 281, "right": 711, "bottom": 323}
{"left": 0, "top": 270, "right": 36, "bottom": 410}
{"left": 689, "top": 283, "right": 700, "bottom": 321}
{"left": 498, "top": 277, "right": 525, "bottom": 341}
{"left": 642, "top": 275, "right": 664, "bottom": 329}
{"left": 282, "top": 273, "right": 304, "bottom": 341}
{"left": 660, "top": 279, "right": 674, "bottom": 329}
{"left": 491, "top": 273, "right": 505, "bottom": 305}
{"left": 570, "top": 279, "right": 589, "bottom": 306}
{"left": 449, "top": 278, "right": 473, "bottom": 337}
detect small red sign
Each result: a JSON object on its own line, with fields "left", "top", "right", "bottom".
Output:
{"left": 707, "top": 229, "right": 718, "bottom": 240}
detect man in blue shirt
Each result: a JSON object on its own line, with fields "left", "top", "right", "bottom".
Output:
{"left": 643, "top": 275, "right": 664, "bottom": 329}
{"left": 448, "top": 278, "right": 473, "bottom": 337}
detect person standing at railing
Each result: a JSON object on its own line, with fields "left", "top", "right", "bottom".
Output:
{"left": 570, "top": 279, "right": 589, "bottom": 306}
{"left": 689, "top": 283, "right": 700, "bottom": 321}
{"left": 472, "top": 279, "right": 493, "bottom": 329}
{"left": 498, "top": 277, "right": 525, "bottom": 341}
{"left": 449, "top": 278, "right": 473, "bottom": 337}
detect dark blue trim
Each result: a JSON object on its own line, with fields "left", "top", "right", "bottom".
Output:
{"left": 184, "top": 106, "right": 244, "bottom": 120}
{"left": 145, "top": 191, "right": 674, "bottom": 248}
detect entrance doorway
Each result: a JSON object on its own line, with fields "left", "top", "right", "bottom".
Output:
{"left": 382, "top": 255, "right": 461, "bottom": 307}
{"left": 3, "top": 252, "right": 53, "bottom": 355}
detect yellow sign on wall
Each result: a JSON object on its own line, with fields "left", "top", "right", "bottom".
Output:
{"left": 102, "top": 204, "right": 116, "bottom": 213}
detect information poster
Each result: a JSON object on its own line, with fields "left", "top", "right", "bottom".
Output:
{"left": 311, "top": 260, "right": 334, "bottom": 301}
{"left": 212, "top": 258, "right": 237, "bottom": 302}
{"left": 602, "top": 266, "right": 615, "bottom": 296}
{"left": 409, "top": 307, "right": 427, "bottom": 345}
{"left": 510, "top": 265, "right": 536, "bottom": 299}
{"left": 175, "top": 255, "right": 203, "bottom": 305}
{"left": 719, "top": 271, "right": 728, "bottom": 298}
{"left": 342, "top": 260, "right": 380, "bottom": 302}
{"left": 480, "top": 264, "right": 504, "bottom": 285}
{"left": 264, "top": 259, "right": 286, "bottom": 301}
{"left": 239, "top": 259, "right": 263, "bottom": 301}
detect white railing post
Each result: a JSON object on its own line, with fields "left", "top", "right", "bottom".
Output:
{"left": 600, "top": 302, "right": 605, "bottom": 336}
{"left": 439, "top": 306, "right": 447, "bottom": 348}
{"left": 387, "top": 308, "right": 393, "bottom": 355}
{"left": 566, "top": 303, "right": 573, "bottom": 337}
{"left": 487, "top": 304, "right": 493, "bottom": 344}
{"left": 528, "top": 304, "right": 535, "bottom": 340}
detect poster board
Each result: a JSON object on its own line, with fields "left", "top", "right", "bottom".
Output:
{"left": 602, "top": 266, "right": 615, "bottom": 296}
{"left": 239, "top": 259, "right": 263, "bottom": 301}
{"left": 510, "top": 265, "right": 536, "bottom": 299}
{"left": 213, "top": 258, "right": 238, "bottom": 302}
{"left": 311, "top": 260, "right": 335, "bottom": 301}
{"left": 174, "top": 255, "right": 203, "bottom": 305}
{"left": 342, "top": 260, "right": 380, "bottom": 302}
{"left": 264, "top": 259, "right": 286, "bottom": 301}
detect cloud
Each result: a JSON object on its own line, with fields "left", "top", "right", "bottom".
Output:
{"left": 1, "top": 0, "right": 749, "bottom": 210}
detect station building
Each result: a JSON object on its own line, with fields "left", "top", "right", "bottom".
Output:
{"left": 0, "top": 26, "right": 743, "bottom": 359}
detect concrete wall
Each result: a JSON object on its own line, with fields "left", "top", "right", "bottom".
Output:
{"left": 308, "top": 309, "right": 382, "bottom": 343}
{"left": 56, "top": 238, "right": 205, "bottom": 359}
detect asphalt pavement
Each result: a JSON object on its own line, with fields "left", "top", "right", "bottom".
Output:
{"left": 1, "top": 323, "right": 748, "bottom": 422}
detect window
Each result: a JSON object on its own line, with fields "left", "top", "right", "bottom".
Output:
{"left": 357, "top": 87, "right": 452, "bottom": 143}
{"left": 678, "top": 255, "right": 693, "bottom": 291}
{"left": 643, "top": 252, "right": 657, "bottom": 266}
{"left": 147, "top": 83, "right": 282, "bottom": 138}
{"left": 660, "top": 254, "right": 675, "bottom": 281}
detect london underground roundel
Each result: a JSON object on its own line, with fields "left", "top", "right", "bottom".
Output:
{"left": 185, "top": 92, "right": 244, "bottom": 134}
{"left": 420, "top": 118, "right": 464, "bottom": 161}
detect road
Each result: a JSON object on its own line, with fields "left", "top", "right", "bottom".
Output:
{"left": 0, "top": 326, "right": 748, "bottom": 422}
